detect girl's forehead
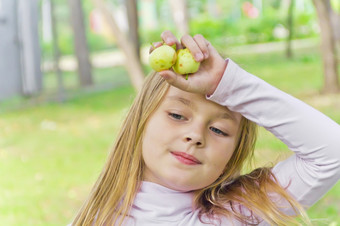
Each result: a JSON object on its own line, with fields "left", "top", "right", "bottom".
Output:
{"left": 163, "top": 86, "right": 210, "bottom": 109}
{"left": 165, "top": 86, "right": 205, "bottom": 100}
{"left": 164, "top": 86, "right": 241, "bottom": 122}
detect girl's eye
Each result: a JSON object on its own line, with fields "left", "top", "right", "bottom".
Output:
{"left": 210, "top": 127, "right": 228, "bottom": 136}
{"left": 169, "top": 113, "right": 185, "bottom": 120}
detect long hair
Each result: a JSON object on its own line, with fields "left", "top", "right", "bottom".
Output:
{"left": 72, "top": 71, "right": 310, "bottom": 225}
{"left": 193, "top": 118, "right": 311, "bottom": 225}
{"left": 72, "top": 72, "right": 170, "bottom": 225}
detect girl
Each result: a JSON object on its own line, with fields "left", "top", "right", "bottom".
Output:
{"left": 71, "top": 31, "right": 340, "bottom": 225}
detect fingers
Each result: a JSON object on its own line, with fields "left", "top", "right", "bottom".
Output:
{"left": 158, "top": 70, "right": 190, "bottom": 91}
{"left": 150, "top": 30, "right": 182, "bottom": 53}
{"left": 193, "top": 34, "right": 209, "bottom": 59}
{"left": 180, "top": 35, "right": 202, "bottom": 62}
{"left": 150, "top": 31, "right": 210, "bottom": 62}
{"left": 161, "top": 30, "right": 182, "bottom": 50}
{"left": 149, "top": 41, "right": 163, "bottom": 53}
{"left": 181, "top": 34, "right": 210, "bottom": 62}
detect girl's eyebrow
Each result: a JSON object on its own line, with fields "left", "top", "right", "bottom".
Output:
{"left": 167, "top": 96, "right": 195, "bottom": 109}
{"left": 166, "top": 95, "right": 237, "bottom": 122}
{"left": 217, "top": 112, "right": 237, "bottom": 122}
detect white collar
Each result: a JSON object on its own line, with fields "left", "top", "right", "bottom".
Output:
{"left": 130, "top": 181, "right": 195, "bottom": 222}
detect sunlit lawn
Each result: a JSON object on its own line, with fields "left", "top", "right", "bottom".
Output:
{"left": 1, "top": 46, "right": 339, "bottom": 225}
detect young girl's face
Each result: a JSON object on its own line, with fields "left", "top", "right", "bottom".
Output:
{"left": 142, "top": 86, "right": 241, "bottom": 192}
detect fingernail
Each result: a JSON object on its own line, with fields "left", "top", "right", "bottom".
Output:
{"left": 195, "top": 53, "right": 203, "bottom": 61}
{"left": 165, "top": 38, "right": 172, "bottom": 44}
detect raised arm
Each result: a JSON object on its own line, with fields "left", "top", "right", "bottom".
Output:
{"left": 156, "top": 31, "right": 340, "bottom": 208}
{"left": 207, "top": 59, "right": 340, "bottom": 208}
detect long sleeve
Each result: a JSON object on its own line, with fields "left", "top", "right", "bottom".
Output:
{"left": 208, "top": 59, "right": 340, "bottom": 208}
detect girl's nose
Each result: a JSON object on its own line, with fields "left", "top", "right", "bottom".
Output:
{"left": 185, "top": 137, "right": 203, "bottom": 146}
{"left": 184, "top": 127, "right": 205, "bottom": 147}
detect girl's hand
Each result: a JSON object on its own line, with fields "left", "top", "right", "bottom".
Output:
{"left": 151, "top": 31, "right": 227, "bottom": 96}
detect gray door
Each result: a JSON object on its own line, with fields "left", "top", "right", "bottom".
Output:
{"left": 0, "top": 0, "right": 42, "bottom": 101}
{"left": 0, "top": 0, "right": 22, "bottom": 101}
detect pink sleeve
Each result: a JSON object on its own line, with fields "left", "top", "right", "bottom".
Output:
{"left": 207, "top": 59, "right": 340, "bottom": 208}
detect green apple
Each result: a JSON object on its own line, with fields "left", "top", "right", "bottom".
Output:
{"left": 173, "top": 49, "right": 200, "bottom": 79}
{"left": 149, "top": 44, "right": 177, "bottom": 72}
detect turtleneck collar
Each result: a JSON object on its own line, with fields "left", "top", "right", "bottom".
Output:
{"left": 130, "top": 181, "right": 196, "bottom": 222}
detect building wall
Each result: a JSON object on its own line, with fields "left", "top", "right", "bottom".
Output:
{"left": 0, "top": 0, "right": 22, "bottom": 100}
{"left": 0, "top": 0, "right": 41, "bottom": 101}
{"left": 17, "top": 0, "right": 42, "bottom": 96}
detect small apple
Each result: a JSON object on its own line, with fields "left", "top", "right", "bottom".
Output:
{"left": 149, "top": 44, "right": 177, "bottom": 72}
{"left": 173, "top": 49, "right": 200, "bottom": 79}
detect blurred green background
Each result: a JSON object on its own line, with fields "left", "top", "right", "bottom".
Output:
{"left": 1, "top": 0, "right": 340, "bottom": 225}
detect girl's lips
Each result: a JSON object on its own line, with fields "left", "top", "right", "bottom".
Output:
{"left": 171, "top": 151, "right": 202, "bottom": 165}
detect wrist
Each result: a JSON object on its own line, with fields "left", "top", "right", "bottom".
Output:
{"left": 207, "top": 59, "right": 228, "bottom": 96}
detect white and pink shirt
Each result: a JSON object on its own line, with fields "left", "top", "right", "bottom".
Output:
{"left": 92, "top": 59, "right": 340, "bottom": 226}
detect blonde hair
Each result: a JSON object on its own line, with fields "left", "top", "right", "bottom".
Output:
{"left": 72, "top": 72, "right": 311, "bottom": 226}
{"left": 194, "top": 117, "right": 311, "bottom": 225}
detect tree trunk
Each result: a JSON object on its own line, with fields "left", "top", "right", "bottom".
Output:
{"left": 330, "top": 11, "right": 340, "bottom": 42}
{"left": 93, "top": 0, "right": 144, "bottom": 92}
{"left": 329, "top": 4, "right": 340, "bottom": 56}
{"left": 169, "top": 0, "right": 189, "bottom": 35}
{"left": 50, "top": 0, "right": 65, "bottom": 102}
{"left": 329, "top": 2, "right": 340, "bottom": 43}
{"left": 125, "top": 0, "right": 140, "bottom": 59}
{"left": 286, "top": 0, "right": 294, "bottom": 58}
{"left": 312, "top": 0, "right": 339, "bottom": 93}
{"left": 68, "top": 0, "right": 93, "bottom": 87}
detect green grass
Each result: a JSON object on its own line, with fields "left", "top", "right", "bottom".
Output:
{"left": 231, "top": 49, "right": 324, "bottom": 96}
{"left": 0, "top": 86, "right": 136, "bottom": 225}
{"left": 1, "top": 46, "right": 340, "bottom": 225}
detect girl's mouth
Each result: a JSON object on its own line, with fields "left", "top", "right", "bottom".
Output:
{"left": 170, "top": 151, "right": 202, "bottom": 165}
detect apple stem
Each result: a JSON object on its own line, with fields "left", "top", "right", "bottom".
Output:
{"left": 150, "top": 42, "right": 155, "bottom": 49}
{"left": 185, "top": 74, "right": 189, "bottom": 80}
{"left": 171, "top": 44, "right": 176, "bottom": 51}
